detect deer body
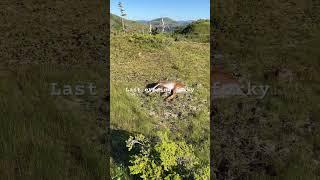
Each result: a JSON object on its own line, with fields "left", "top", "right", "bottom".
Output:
{"left": 151, "top": 81, "right": 186, "bottom": 101}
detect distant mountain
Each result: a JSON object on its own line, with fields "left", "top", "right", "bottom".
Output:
{"left": 138, "top": 17, "right": 194, "bottom": 32}
{"left": 177, "top": 20, "right": 194, "bottom": 25}
{"left": 149, "top": 17, "right": 176, "bottom": 25}
{"left": 138, "top": 18, "right": 194, "bottom": 26}
{"left": 136, "top": 20, "right": 149, "bottom": 24}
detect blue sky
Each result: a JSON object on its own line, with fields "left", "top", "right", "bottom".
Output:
{"left": 110, "top": 0, "right": 210, "bottom": 21}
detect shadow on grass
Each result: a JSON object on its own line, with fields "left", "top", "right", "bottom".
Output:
{"left": 143, "top": 82, "right": 158, "bottom": 96}
{"left": 145, "top": 82, "right": 158, "bottom": 89}
{"left": 111, "top": 129, "right": 133, "bottom": 166}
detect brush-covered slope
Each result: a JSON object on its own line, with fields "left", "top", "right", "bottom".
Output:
{"left": 111, "top": 13, "right": 147, "bottom": 32}
{"left": 174, "top": 19, "right": 210, "bottom": 43}
{"left": 178, "top": 19, "right": 210, "bottom": 35}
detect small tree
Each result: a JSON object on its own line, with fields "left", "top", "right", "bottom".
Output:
{"left": 118, "top": 2, "right": 127, "bottom": 31}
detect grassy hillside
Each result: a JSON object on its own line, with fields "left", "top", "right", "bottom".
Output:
{"left": 110, "top": 33, "right": 210, "bottom": 179}
{"left": 174, "top": 20, "right": 210, "bottom": 43}
{"left": 212, "top": 0, "right": 320, "bottom": 179}
{"left": 178, "top": 19, "right": 210, "bottom": 35}
{"left": 111, "top": 14, "right": 148, "bottom": 33}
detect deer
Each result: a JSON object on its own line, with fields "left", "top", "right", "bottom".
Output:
{"left": 146, "top": 66, "right": 242, "bottom": 101}
{"left": 147, "top": 80, "right": 187, "bottom": 101}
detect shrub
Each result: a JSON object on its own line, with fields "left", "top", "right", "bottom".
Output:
{"left": 126, "top": 131, "right": 209, "bottom": 180}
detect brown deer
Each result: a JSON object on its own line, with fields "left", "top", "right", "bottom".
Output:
{"left": 149, "top": 81, "right": 186, "bottom": 101}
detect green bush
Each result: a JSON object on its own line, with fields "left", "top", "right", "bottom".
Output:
{"left": 126, "top": 131, "right": 209, "bottom": 180}
{"left": 111, "top": 162, "right": 129, "bottom": 180}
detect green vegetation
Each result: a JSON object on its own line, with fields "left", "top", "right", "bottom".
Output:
{"left": 126, "top": 131, "right": 209, "bottom": 179}
{"left": 0, "top": 64, "right": 108, "bottom": 179}
{"left": 176, "top": 20, "right": 210, "bottom": 35}
{"left": 128, "top": 34, "right": 174, "bottom": 49}
{"left": 1, "top": 1, "right": 108, "bottom": 178}
{"left": 212, "top": 0, "right": 320, "bottom": 179}
{"left": 111, "top": 30, "right": 210, "bottom": 179}
{"left": 111, "top": 14, "right": 210, "bottom": 43}
{"left": 174, "top": 20, "right": 210, "bottom": 43}
{"left": 111, "top": 13, "right": 148, "bottom": 33}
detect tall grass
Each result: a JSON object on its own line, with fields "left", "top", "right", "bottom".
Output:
{"left": 0, "top": 64, "right": 108, "bottom": 180}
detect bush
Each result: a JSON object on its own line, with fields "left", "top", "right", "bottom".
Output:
{"left": 126, "top": 131, "right": 209, "bottom": 180}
